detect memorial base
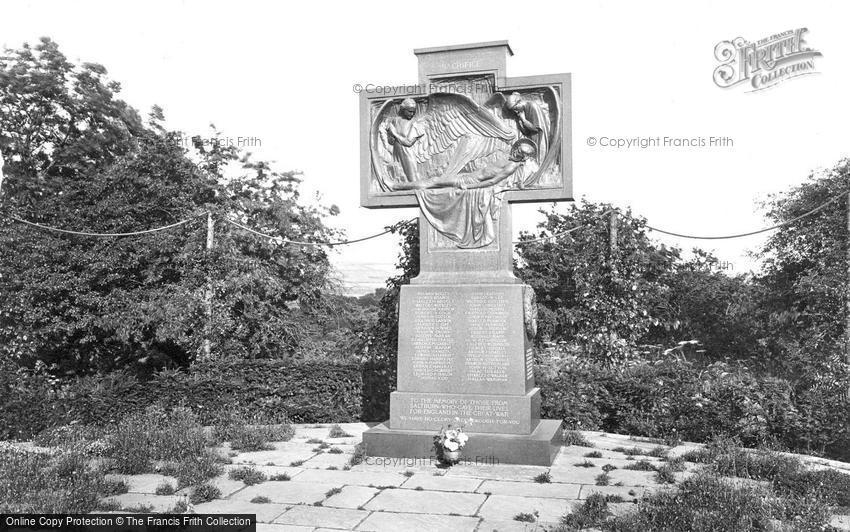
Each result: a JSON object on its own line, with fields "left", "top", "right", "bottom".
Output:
{"left": 362, "top": 419, "right": 563, "bottom": 466}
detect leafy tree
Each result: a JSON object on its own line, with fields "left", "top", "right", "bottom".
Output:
{"left": 665, "top": 250, "right": 765, "bottom": 363}
{"left": 0, "top": 40, "right": 341, "bottom": 374}
{"left": 756, "top": 159, "right": 850, "bottom": 376}
{"left": 516, "top": 201, "right": 680, "bottom": 361}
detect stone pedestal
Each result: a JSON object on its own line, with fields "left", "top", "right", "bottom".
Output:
{"left": 361, "top": 41, "right": 566, "bottom": 466}
{"left": 363, "top": 205, "right": 563, "bottom": 465}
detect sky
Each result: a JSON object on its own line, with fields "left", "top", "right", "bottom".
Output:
{"left": 2, "top": 1, "right": 848, "bottom": 294}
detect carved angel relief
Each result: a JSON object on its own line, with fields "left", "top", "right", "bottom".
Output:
{"left": 369, "top": 89, "right": 562, "bottom": 249}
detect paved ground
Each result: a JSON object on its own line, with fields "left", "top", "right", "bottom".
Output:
{"left": 104, "top": 423, "right": 850, "bottom": 532}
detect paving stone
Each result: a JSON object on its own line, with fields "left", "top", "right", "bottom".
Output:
{"left": 349, "top": 458, "right": 441, "bottom": 473}
{"left": 578, "top": 485, "right": 645, "bottom": 501}
{"left": 355, "top": 511, "right": 479, "bottom": 532}
{"left": 401, "top": 473, "right": 483, "bottom": 492}
{"left": 548, "top": 466, "right": 607, "bottom": 484}
{"left": 608, "top": 502, "right": 639, "bottom": 518}
{"left": 477, "top": 480, "right": 580, "bottom": 499}
{"left": 364, "top": 488, "right": 485, "bottom": 516}
{"left": 445, "top": 464, "right": 551, "bottom": 481}
{"left": 208, "top": 474, "right": 248, "bottom": 498}
{"left": 301, "top": 452, "right": 355, "bottom": 469}
{"left": 256, "top": 525, "right": 314, "bottom": 532}
{"left": 105, "top": 473, "right": 178, "bottom": 494}
{"left": 666, "top": 443, "right": 704, "bottom": 459}
{"left": 193, "top": 500, "right": 289, "bottom": 522}
{"left": 291, "top": 468, "right": 406, "bottom": 487}
{"left": 274, "top": 505, "right": 369, "bottom": 529}
{"left": 829, "top": 514, "right": 850, "bottom": 531}
{"left": 109, "top": 493, "right": 182, "bottom": 512}
{"left": 557, "top": 456, "right": 664, "bottom": 470}
{"left": 476, "top": 520, "right": 546, "bottom": 532}
{"left": 233, "top": 449, "right": 318, "bottom": 467}
{"left": 608, "top": 469, "right": 660, "bottom": 487}
{"left": 476, "top": 494, "right": 572, "bottom": 523}
{"left": 323, "top": 485, "right": 380, "bottom": 509}
{"left": 224, "top": 464, "right": 305, "bottom": 480}
{"left": 232, "top": 481, "right": 339, "bottom": 505}
{"left": 553, "top": 447, "right": 637, "bottom": 463}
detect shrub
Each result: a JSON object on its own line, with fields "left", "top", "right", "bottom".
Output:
{"left": 558, "top": 493, "right": 610, "bottom": 530}
{"left": 155, "top": 482, "right": 175, "bottom": 495}
{"left": 190, "top": 483, "right": 221, "bottom": 504}
{"left": 228, "top": 467, "right": 266, "bottom": 486}
{"left": 328, "top": 424, "right": 353, "bottom": 438}
{"left": 533, "top": 472, "right": 552, "bottom": 483}
{"left": 0, "top": 448, "right": 113, "bottom": 513}
{"left": 608, "top": 473, "right": 830, "bottom": 531}
{"left": 562, "top": 431, "right": 592, "bottom": 447}
{"left": 623, "top": 459, "right": 657, "bottom": 471}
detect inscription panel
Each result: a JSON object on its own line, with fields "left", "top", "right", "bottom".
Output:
{"left": 390, "top": 390, "right": 541, "bottom": 434}
{"left": 397, "top": 284, "right": 530, "bottom": 395}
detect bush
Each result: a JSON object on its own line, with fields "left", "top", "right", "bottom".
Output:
{"left": 228, "top": 467, "right": 266, "bottom": 486}
{"left": 0, "top": 447, "right": 114, "bottom": 513}
{"left": 539, "top": 351, "right": 850, "bottom": 461}
{"left": 189, "top": 483, "right": 221, "bottom": 504}
{"left": 608, "top": 473, "right": 830, "bottom": 531}
{"left": 1, "top": 359, "right": 369, "bottom": 440}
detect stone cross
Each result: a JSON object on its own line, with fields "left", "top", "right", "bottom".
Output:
{"left": 360, "top": 41, "right": 572, "bottom": 465}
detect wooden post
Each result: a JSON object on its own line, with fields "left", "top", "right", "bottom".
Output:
{"left": 609, "top": 209, "right": 618, "bottom": 261}
{"left": 846, "top": 192, "right": 850, "bottom": 397}
{"left": 203, "top": 212, "right": 214, "bottom": 360}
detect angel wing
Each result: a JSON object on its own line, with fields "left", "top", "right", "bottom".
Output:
{"left": 408, "top": 93, "right": 517, "bottom": 180}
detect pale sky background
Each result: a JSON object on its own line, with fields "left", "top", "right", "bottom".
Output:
{"left": 2, "top": 1, "right": 848, "bottom": 295}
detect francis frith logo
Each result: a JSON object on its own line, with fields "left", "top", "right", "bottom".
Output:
{"left": 713, "top": 28, "right": 822, "bottom": 92}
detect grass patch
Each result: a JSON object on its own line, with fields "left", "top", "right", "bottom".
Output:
{"left": 325, "top": 487, "right": 342, "bottom": 497}
{"left": 189, "top": 483, "right": 221, "bottom": 504}
{"left": 290, "top": 460, "right": 305, "bottom": 467}
{"left": 595, "top": 472, "right": 611, "bottom": 486}
{"left": 575, "top": 460, "right": 595, "bottom": 468}
{"left": 328, "top": 424, "right": 353, "bottom": 438}
{"left": 268, "top": 473, "right": 291, "bottom": 481}
{"left": 109, "top": 406, "right": 211, "bottom": 474}
{"left": 306, "top": 438, "right": 325, "bottom": 444}
{"left": 0, "top": 446, "right": 118, "bottom": 513}
{"left": 403, "top": 470, "right": 415, "bottom": 477}
{"left": 514, "top": 511, "right": 538, "bottom": 522}
{"left": 654, "top": 464, "right": 677, "bottom": 484}
{"left": 623, "top": 459, "right": 657, "bottom": 471}
{"left": 584, "top": 451, "right": 603, "bottom": 458}
{"left": 533, "top": 472, "right": 552, "bottom": 483}
{"left": 563, "top": 431, "right": 593, "bottom": 447}
{"left": 328, "top": 447, "right": 344, "bottom": 454}
{"left": 601, "top": 464, "right": 617, "bottom": 472}
{"left": 228, "top": 466, "right": 267, "bottom": 486}
{"left": 154, "top": 481, "right": 175, "bottom": 495}
{"left": 559, "top": 493, "right": 611, "bottom": 530}
{"left": 251, "top": 496, "right": 271, "bottom": 503}
{"left": 607, "top": 473, "right": 830, "bottom": 531}
{"left": 349, "top": 443, "right": 366, "bottom": 467}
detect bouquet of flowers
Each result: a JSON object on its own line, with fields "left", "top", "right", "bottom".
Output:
{"left": 434, "top": 423, "right": 468, "bottom": 464}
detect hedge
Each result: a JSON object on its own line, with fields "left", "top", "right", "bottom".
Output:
{"left": 2, "top": 355, "right": 848, "bottom": 462}
{"left": 0, "top": 358, "right": 390, "bottom": 439}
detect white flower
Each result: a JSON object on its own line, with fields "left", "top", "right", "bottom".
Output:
{"left": 444, "top": 440, "right": 459, "bottom": 451}
{"left": 445, "top": 430, "right": 458, "bottom": 440}
{"left": 457, "top": 433, "right": 469, "bottom": 445}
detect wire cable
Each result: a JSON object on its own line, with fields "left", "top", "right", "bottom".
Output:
{"left": 2, "top": 211, "right": 208, "bottom": 237}
{"left": 514, "top": 209, "right": 614, "bottom": 245}
{"left": 223, "top": 217, "right": 416, "bottom": 247}
{"left": 644, "top": 191, "right": 846, "bottom": 240}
